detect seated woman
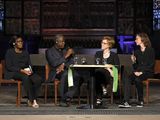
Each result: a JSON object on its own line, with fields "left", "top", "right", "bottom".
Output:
{"left": 119, "top": 33, "right": 155, "bottom": 108}
{"left": 4, "top": 35, "right": 42, "bottom": 108}
{"left": 94, "top": 36, "right": 120, "bottom": 106}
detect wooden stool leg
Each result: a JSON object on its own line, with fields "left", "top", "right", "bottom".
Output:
{"left": 55, "top": 83, "right": 57, "bottom": 105}
{"left": 44, "top": 84, "right": 48, "bottom": 103}
{"left": 16, "top": 81, "right": 21, "bottom": 107}
{"left": 78, "top": 96, "right": 80, "bottom": 106}
{"left": 146, "top": 81, "right": 149, "bottom": 105}
{"left": 111, "top": 92, "right": 113, "bottom": 104}
{"left": 87, "top": 90, "right": 89, "bottom": 104}
{"left": 77, "top": 85, "right": 82, "bottom": 105}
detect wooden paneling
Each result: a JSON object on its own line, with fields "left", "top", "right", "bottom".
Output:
{"left": 42, "top": 28, "right": 115, "bottom": 36}
{"left": 117, "top": 0, "right": 152, "bottom": 35}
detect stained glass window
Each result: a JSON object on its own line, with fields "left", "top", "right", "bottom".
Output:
{"left": 153, "top": 0, "right": 160, "bottom": 30}
{"left": 0, "top": 0, "right": 4, "bottom": 31}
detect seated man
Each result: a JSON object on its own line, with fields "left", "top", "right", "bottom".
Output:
{"left": 46, "top": 34, "right": 80, "bottom": 107}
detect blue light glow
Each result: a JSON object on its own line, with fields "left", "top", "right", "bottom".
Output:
{"left": 117, "top": 35, "right": 135, "bottom": 54}
{"left": 153, "top": 0, "right": 160, "bottom": 30}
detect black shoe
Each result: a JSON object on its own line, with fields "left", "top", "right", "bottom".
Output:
{"left": 27, "top": 100, "right": 32, "bottom": 107}
{"left": 95, "top": 103, "right": 108, "bottom": 109}
{"left": 136, "top": 101, "right": 144, "bottom": 108}
{"left": 118, "top": 102, "right": 131, "bottom": 108}
{"left": 66, "top": 97, "right": 72, "bottom": 105}
{"left": 66, "top": 97, "right": 72, "bottom": 102}
{"left": 59, "top": 101, "right": 69, "bottom": 107}
{"left": 76, "top": 105, "right": 90, "bottom": 109}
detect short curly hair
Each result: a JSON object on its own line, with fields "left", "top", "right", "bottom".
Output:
{"left": 9, "top": 35, "right": 23, "bottom": 47}
{"left": 102, "top": 36, "right": 115, "bottom": 48}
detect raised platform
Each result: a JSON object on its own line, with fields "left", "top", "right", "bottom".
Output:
{"left": 0, "top": 85, "right": 160, "bottom": 115}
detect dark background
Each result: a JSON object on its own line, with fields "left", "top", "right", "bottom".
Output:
{"left": 0, "top": 0, "right": 160, "bottom": 59}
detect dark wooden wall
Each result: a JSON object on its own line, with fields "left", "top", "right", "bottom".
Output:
{"left": 2, "top": 0, "right": 153, "bottom": 51}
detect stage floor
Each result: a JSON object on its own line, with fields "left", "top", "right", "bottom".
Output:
{"left": 0, "top": 84, "right": 160, "bottom": 115}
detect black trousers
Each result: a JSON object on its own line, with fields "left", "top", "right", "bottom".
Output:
{"left": 123, "top": 72, "right": 153, "bottom": 102}
{"left": 95, "top": 68, "right": 112, "bottom": 99}
{"left": 56, "top": 70, "right": 80, "bottom": 102}
{"left": 13, "top": 72, "right": 42, "bottom": 101}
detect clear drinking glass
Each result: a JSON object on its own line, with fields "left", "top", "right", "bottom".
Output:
{"left": 95, "top": 58, "right": 100, "bottom": 65}
{"left": 102, "top": 58, "right": 107, "bottom": 65}
{"left": 73, "top": 55, "right": 78, "bottom": 64}
{"left": 81, "top": 57, "right": 86, "bottom": 64}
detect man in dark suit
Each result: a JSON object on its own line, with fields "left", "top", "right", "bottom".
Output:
{"left": 46, "top": 34, "right": 80, "bottom": 107}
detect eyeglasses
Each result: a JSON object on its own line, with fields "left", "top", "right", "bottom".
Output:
{"left": 58, "top": 41, "right": 65, "bottom": 44}
{"left": 16, "top": 40, "right": 23, "bottom": 43}
{"left": 101, "top": 42, "right": 108, "bottom": 45}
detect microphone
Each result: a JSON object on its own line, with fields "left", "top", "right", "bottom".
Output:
{"left": 29, "top": 65, "right": 33, "bottom": 73}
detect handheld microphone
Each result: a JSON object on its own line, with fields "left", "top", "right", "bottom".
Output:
{"left": 29, "top": 65, "right": 33, "bottom": 73}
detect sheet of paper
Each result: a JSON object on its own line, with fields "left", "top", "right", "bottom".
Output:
{"left": 68, "top": 67, "right": 74, "bottom": 87}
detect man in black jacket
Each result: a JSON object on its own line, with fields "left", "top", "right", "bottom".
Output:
{"left": 46, "top": 34, "right": 80, "bottom": 107}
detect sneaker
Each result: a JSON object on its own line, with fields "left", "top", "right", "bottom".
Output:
{"left": 32, "top": 103, "right": 39, "bottom": 108}
{"left": 118, "top": 102, "right": 131, "bottom": 108}
{"left": 96, "top": 98, "right": 102, "bottom": 105}
{"left": 136, "top": 101, "right": 144, "bottom": 108}
{"left": 27, "top": 100, "right": 32, "bottom": 107}
{"left": 59, "top": 101, "right": 69, "bottom": 107}
{"left": 32, "top": 100, "right": 39, "bottom": 108}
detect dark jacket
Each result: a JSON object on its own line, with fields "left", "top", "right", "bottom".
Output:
{"left": 4, "top": 48, "right": 31, "bottom": 79}
{"left": 45, "top": 46, "right": 73, "bottom": 81}
{"left": 133, "top": 47, "right": 155, "bottom": 73}
{"left": 95, "top": 51, "right": 120, "bottom": 67}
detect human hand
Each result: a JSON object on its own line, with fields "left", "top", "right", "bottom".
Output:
{"left": 131, "top": 55, "right": 136, "bottom": 63}
{"left": 56, "top": 63, "right": 65, "bottom": 74}
{"left": 134, "top": 72, "right": 143, "bottom": 76}
{"left": 65, "top": 48, "right": 74, "bottom": 59}
{"left": 20, "top": 69, "right": 32, "bottom": 76}
{"left": 105, "top": 67, "right": 113, "bottom": 77}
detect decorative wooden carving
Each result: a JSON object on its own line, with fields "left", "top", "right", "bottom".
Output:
{"left": 5, "top": 1, "right": 22, "bottom": 17}
{"left": 24, "top": 19, "right": 40, "bottom": 35}
{"left": 24, "top": 1, "right": 40, "bottom": 18}
{"left": 5, "top": 18, "right": 22, "bottom": 34}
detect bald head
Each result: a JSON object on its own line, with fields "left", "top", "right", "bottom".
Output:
{"left": 54, "top": 34, "right": 65, "bottom": 49}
